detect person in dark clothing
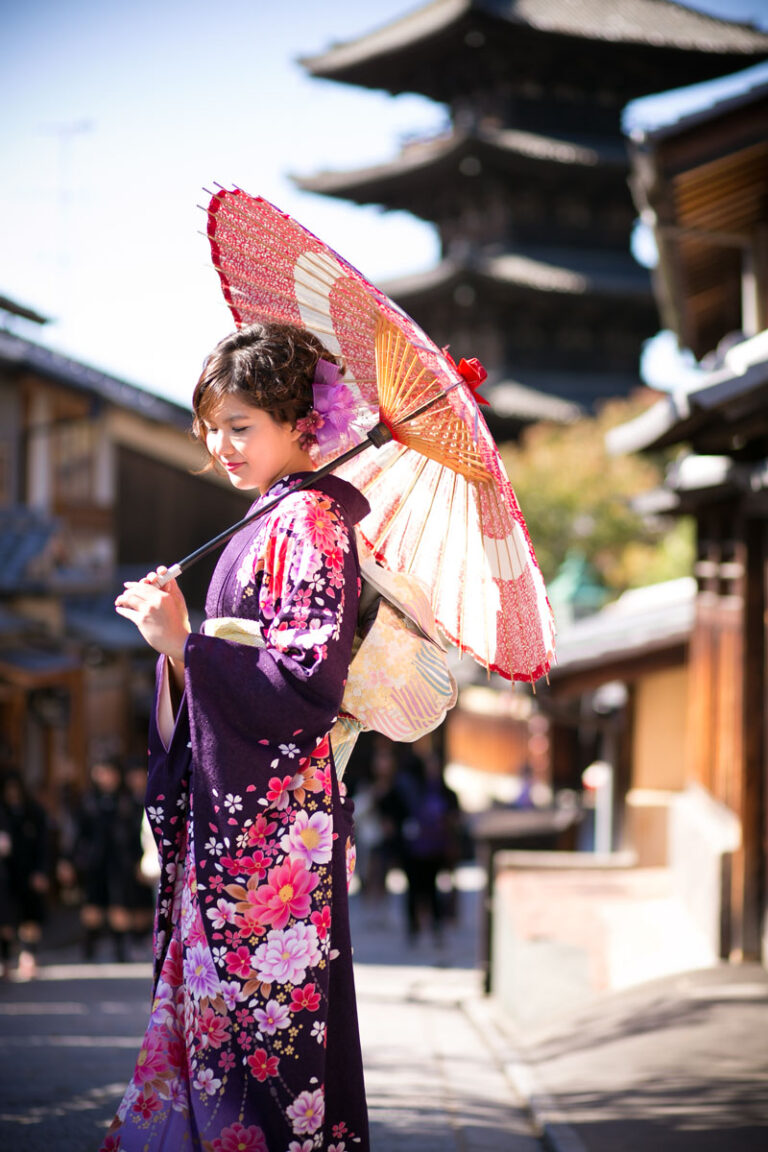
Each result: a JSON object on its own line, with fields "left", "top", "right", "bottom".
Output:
{"left": 73, "top": 759, "right": 137, "bottom": 961}
{"left": 0, "top": 802, "right": 15, "bottom": 979}
{"left": 123, "top": 759, "right": 155, "bottom": 950}
{"left": 1, "top": 772, "right": 50, "bottom": 979}
{"left": 399, "top": 750, "right": 461, "bottom": 943}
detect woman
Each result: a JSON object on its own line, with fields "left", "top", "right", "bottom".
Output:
{"left": 107, "top": 322, "right": 369, "bottom": 1151}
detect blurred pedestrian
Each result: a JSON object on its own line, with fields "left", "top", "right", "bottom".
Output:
{"left": 0, "top": 801, "right": 14, "bottom": 979}
{"left": 1, "top": 772, "right": 50, "bottom": 980}
{"left": 399, "top": 750, "right": 461, "bottom": 944}
{"left": 123, "top": 759, "right": 155, "bottom": 951}
{"left": 72, "top": 758, "right": 136, "bottom": 962}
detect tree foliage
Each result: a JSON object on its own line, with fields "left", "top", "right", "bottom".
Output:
{"left": 500, "top": 392, "right": 694, "bottom": 594}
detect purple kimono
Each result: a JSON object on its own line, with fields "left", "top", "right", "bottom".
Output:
{"left": 101, "top": 474, "right": 370, "bottom": 1152}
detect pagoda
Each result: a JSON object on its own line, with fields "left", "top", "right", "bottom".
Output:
{"left": 299, "top": 0, "right": 768, "bottom": 435}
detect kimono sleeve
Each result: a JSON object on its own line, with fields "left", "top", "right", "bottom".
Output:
{"left": 183, "top": 491, "right": 360, "bottom": 776}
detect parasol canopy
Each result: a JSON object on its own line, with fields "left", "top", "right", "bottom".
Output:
{"left": 204, "top": 187, "right": 555, "bottom": 683}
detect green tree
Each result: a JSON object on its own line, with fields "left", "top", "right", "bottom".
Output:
{"left": 501, "top": 392, "right": 694, "bottom": 595}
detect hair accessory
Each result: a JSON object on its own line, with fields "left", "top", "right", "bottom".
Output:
{"left": 296, "top": 359, "right": 358, "bottom": 452}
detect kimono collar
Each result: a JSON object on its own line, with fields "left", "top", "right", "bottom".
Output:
{"left": 258, "top": 471, "right": 370, "bottom": 527}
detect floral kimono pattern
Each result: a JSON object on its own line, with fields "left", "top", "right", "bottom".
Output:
{"left": 101, "top": 474, "right": 370, "bottom": 1152}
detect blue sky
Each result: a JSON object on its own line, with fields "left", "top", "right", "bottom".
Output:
{"left": 1, "top": 0, "right": 767, "bottom": 405}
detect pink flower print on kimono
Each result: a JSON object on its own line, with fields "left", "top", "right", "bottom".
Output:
{"left": 234, "top": 489, "right": 353, "bottom": 678}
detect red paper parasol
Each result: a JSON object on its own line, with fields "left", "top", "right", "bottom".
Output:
{"left": 194, "top": 187, "right": 554, "bottom": 683}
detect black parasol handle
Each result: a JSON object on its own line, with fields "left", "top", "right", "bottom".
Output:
{"left": 156, "top": 421, "right": 393, "bottom": 587}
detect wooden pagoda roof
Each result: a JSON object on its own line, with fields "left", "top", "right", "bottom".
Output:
{"left": 302, "top": 0, "right": 768, "bottom": 102}
{"left": 295, "top": 124, "right": 629, "bottom": 213}
{"left": 629, "top": 72, "right": 768, "bottom": 360}
{"left": 383, "top": 245, "right": 652, "bottom": 303}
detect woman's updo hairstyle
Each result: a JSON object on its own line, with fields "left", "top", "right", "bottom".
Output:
{"left": 192, "top": 322, "right": 342, "bottom": 449}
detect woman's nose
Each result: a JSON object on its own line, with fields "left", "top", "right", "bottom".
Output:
{"left": 209, "top": 429, "right": 231, "bottom": 455}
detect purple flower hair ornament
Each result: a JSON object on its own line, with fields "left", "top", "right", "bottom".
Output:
{"left": 296, "top": 359, "right": 358, "bottom": 452}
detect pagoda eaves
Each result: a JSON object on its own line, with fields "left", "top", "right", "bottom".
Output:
{"left": 383, "top": 247, "right": 652, "bottom": 302}
{"left": 302, "top": 0, "right": 768, "bottom": 103}
{"left": 295, "top": 124, "right": 629, "bottom": 225}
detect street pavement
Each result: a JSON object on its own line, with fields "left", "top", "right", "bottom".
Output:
{"left": 1, "top": 869, "right": 767, "bottom": 1151}
{"left": 0, "top": 868, "right": 542, "bottom": 1152}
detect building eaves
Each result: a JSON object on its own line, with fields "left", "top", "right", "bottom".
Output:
{"left": 551, "top": 576, "right": 695, "bottom": 677}
{"left": 629, "top": 65, "right": 768, "bottom": 143}
{"left": 295, "top": 124, "right": 628, "bottom": 198}
{"left": 0, "top": 330, "right": 190, "bottom": 431}
{"left": 383, "top": 247, "right": 650, "bottom": 300}
{"left": 302, "top": 0, "right": 768, "bottom": 79}
{"left": 607, "top": 330, "right": 768, "bottom": 455}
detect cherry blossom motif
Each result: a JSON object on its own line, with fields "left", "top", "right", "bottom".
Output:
{"left": 224, "top": 945, "right": 254, "bottom": 980}
{"left": 266, "top": 774, "right": 294, "bottom": 810}
{"left": 290, "top": 982, "right": 321, "bottom": 1013}
{"left": 310, "top": 905, "right": 331, "bottom": 940}
{"left": 212, "top": 1121, "right": 268, "bottom": 1152}
{"left": 240, "top": 851, "right": 270, "bottom": 880}
{"left": 247, "top": 1047, "right": 280, "bottom": 1082}
{"left": 199, "top": 1006, "right": 231, "bottom": 1049}
{"left": 252, "top": 922, "right": 321, "bottom": 986}
{"left": 207, "top": 898, "right": 235, "bottom": 930}
{"left": 193, "top": 1067, "right": 222, "bottom": 1096}
{"left": 183, "top": 941, "right": 220, "bottom": 1001}
{"left": 248, "top": 857, "right": 319, "bottom": 929}
{"left": 253, "top": 999, "right": 291, "bottom": 1035}
{"left": 133, "top": 1091, "right": 163, "bottom": 1120}
{"left": 246, "top": 814, "right": 278, "bottom": 847}
{"left": 311, "top": 1019, "right": 326, "bottom": 1045}
{"left": 219, "top": 980, "right": 241, "bottom": 1011}
{"left": 288, "top": 764, "right": 325, "bottom": 805}
{"left": 286, "top": 1088, "right": 325, "bottom": 1135}
{"left": 280, "top": 809, "right": 333, "bottom": 867}
{"left": 287, "top": 1141, "right": 314, "bottom": 1152}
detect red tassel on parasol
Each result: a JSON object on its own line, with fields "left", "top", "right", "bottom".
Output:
{"left": 166, "top": 187, "right": 554, "bottom": 684}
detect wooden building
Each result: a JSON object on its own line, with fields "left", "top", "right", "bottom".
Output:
{"left": 610, "top": 69, "right": 768, "bottom": 963}
{"left": 299, "top": 0, "right": 768, "bottom": 436}
{"left": 0, "top": 314, "right": 249, "bottom": 800}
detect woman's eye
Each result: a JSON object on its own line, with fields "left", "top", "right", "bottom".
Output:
{"left": 231, "top": 426, "right": 249, "bottom": 434}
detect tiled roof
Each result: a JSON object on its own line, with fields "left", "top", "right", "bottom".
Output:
{"left": 0, "top": 330, "right": 190, "bottom": 431}
{"left": 607, "top": 330, "right": 768, "bottom": 455}
{"left": 551, "top": 577, "right": 695, "bottom": 675}
{"left": 303, "top": 0, "right": 768, "bottom": 76}
{"left": 383, "top": 246, "right": 651, "bottom": 299}
{"left": 296, "top": 124, "right": 628, "bottom": 197}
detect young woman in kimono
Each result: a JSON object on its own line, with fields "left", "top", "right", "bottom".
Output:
{"left": 107, "top": 322, "right": 370, "bottom": 1152}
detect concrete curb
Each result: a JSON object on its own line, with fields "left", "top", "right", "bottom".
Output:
{"left": 463, "top": 996, "right": 589, "bottom": 1152}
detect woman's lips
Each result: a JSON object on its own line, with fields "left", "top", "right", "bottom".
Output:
{"left": 223, "top": 461, "right": 244, "bottom": 472}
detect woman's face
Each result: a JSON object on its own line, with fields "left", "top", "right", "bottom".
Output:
{"left": 204, "top": 395, "right": 311, "bottom": 493}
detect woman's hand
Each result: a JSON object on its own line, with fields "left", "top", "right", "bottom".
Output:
{"left": 115, "top": 567, "right": 191, "bottom": 676}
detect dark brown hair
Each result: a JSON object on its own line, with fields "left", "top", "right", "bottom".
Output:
{"left": 192, "top": 322, "right": 342, "bottom": 449}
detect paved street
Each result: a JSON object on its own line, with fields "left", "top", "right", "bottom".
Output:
{"left": 3, "top": 872, "right": 766, "bottom": 1152}
{"left": 0, "top": 869, "right": 544, "bottom": 1152}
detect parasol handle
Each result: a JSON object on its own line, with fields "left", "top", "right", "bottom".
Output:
{"left": 154, "top": 422, "right": 393, "bottom": 588}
